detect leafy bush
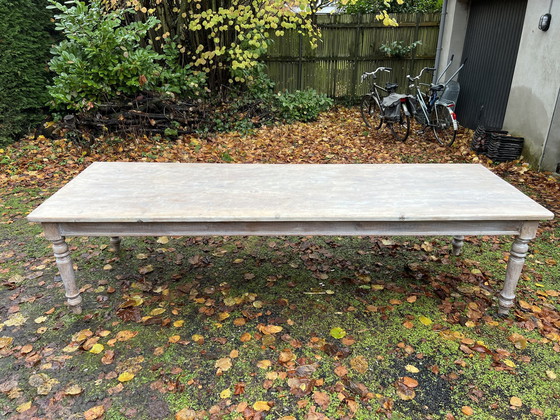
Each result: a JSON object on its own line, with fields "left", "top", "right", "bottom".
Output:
{"left": 48, "top": 0, "right": 204, "bottom": 110}
{"left": 277, "top": 89, "right": 333, "bottom": 123}
{"left": 0, "top": 0, "right": 52, "bottom": 145}
{"left": 344, "top": 0, "right": 442, "bottom": 14}
{"left": 380, "top": 40, "right": 422, "bottom": 58}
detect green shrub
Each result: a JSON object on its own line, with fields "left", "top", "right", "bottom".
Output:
{"left": 48, "top": 0, "right": 160, "bottom": 109}
{"left": 47, "top": 0, "right": 204, "bottom": 110}
{"left": 277, "top": 89, "right": 333, "bottom": 123}
{"left": 0, "top": 0, "right": 52, "bottom": 145}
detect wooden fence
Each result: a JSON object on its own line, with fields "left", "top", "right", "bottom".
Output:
{"left": 264, "top": 13, "right": 441, "bottom": 98}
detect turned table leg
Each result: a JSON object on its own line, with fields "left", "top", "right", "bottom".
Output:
{"left": 498, "top": 222, "right": 538, "bottom": 315}
{"left": 43, "top": 224, "right": 82, "bottom": 314}
{"left": 452, "top": 235, "right": 464, "bottom": 256}
{"left": 110, "top": 236, "right": 122, "bottom": 252}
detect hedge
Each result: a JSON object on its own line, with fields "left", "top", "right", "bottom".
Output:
{"left": 0, "top": 0, "right": 52, "bottom": 145}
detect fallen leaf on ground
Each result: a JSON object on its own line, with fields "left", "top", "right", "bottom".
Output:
{"left": 84, "top": 405, "right": 105, "bottom": 420}
{"left": 402, "top": 376, "right": 419, "bottom": 388}
{"left": 175, "top": 407, "right": 197, "bottom": 420}
{"left": 116, "top": 330, "right": 138, "bottom": 341}
{"left": 89, "top": 343, "right": 104, "bottom": 354}
{"left": 139, "top": 265, "right": 154, "bottom": 274}
{"left": 462, "top": 406, "right": 473, "bottom": 416}
{"left": 215, "top": 357, "right": 232, "bottom": 371}
{"left": 330, "top": 327, "right": 346, "bottom": 339}
{"left": 16, "top": 401, "right": 32, "bottom": 413}
{"left": 258, "top": 324, "right": 283, "bottom": 335}
{"left": 118, "top": 372, "right": 134, "bottom": 382}
{"left": 418, "top": 315, "right": 432, "bottom": 326}
{"left": 64, "top": 384, "right": 83, "bottom": 395}
{"left": 257, "top": 360, "right": 272, "bottom": 369}
{"left": 350, "top": 355, "right": 368, "bottom": 374}
{"left": 150, "top": 308, "right": 166, "bottom": 316}
{"left": 0, "top": 337, "right": 14, "bottom": 348}
{"left": 253, "top": 401, "right": 271, "bottom": 411}
{"left": 510, "top": 396, "right": 522, "bottom": 407}
{"left": 313, "top": 390, "right": 330, "bottom": 409}
{"left": 405, "top": 364, "right": 419, "bottom": 373}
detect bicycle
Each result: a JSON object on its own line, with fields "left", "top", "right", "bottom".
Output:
{"left": 406, "top": 58, "right": 466, "bottom": 146}
{"left": 360, "top": 67, "right": 412, "bottom": 142}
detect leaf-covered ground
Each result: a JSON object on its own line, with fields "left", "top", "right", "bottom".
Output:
{"left": 0, "top": 107, "right": 559, "bottom": 420}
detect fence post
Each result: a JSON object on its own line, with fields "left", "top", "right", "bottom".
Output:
{"left": 350, "top": 15, "right": 362, "bottom": 99}
{"left": 409, "top": 13, "right": 421, "bottom": 85}
{"left": 298, "top": 33, "right": 303, "bottom": 91}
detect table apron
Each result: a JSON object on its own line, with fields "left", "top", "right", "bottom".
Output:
{"left": 54, "top": 220, "right": 526, "bottom": 237}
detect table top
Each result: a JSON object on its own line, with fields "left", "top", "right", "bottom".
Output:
{"left": 27, "top": 162, "right": 554, "bottom": 223}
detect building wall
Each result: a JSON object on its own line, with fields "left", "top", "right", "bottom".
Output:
{"left": 436, "top": 0, "right": 469, "bottom": 80}
{"left": 503, "top": 1, "right": 560, "bottom": 172}
{"left": 440, "top": 0, "right": 560, "bottom": 172}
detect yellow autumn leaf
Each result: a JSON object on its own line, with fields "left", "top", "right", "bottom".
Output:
{"left": 5, "top": 313, "right": 28, "bottom": 327}
{"left": 89, "top": 343, "right": 104, "bottom": 354}
{"left": 510, "top": 396, "right": 522, "bottom": 407}
{"left": 258, "top": 324, "right": 283, "bottom": 335}
{"left": 220, "top": 388, "right": 231, "bottom": 398}
{"left": 150, "top": 308, "right": 166, "bottom": 316}
{"left": 192, "top": 334, "right": 204, "bottom": 343}
{"left": 253, "top": 401, "right": 271, "bottom": 411}
{"left": 65, "top": 384, "right": 83, "bottom": 395}
{"left": 116, "top": 330, "right": 138, "bottom": 341}
{"left": 418, "top": 315, "right": 432, "bottom": 326}
{"left": 84, "top": 404, "right": 105, "bottom": 420}
{"left": 138, "top": 265, "right": 154, "bottom": 274}
{"left": 503, "top": 359, "right": 516, "bottom": 368}
{"left": 169, "top": 335, "right": 181, "bottom": 343}
{"left": 257, "top": 359, "right": 272, "bottom": 369}
{"left": 0, "top": 337, "right": 14, "bottom": 349}
{"left": 173, "top": 320, "right": 185, "bottom": 327}
{"left": 546, "top": 370, "right": 557, "bottom": 380}
{"left": 405, "top": 364, "right": 419, "bottom": 373}
{"left": 16, "top": 401, "right": 32, "bottom": 413}
{"left": 118, "top": 372, "right": 135, "bottom": 382}
{"left": 34, "top": 316, "right": 47, "bottom": 324}
{"left": 156, "top": 236, "right": 169, "bottom": 244}
{"left": 215, "top": 357, "right": 232, "bottom": 371}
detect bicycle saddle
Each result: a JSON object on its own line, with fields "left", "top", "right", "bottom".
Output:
{"left": 430, "top": 84, "right": 445, "bottom": 91}
{"left": 385, "top": 82, "right": 399, "bottom": 92}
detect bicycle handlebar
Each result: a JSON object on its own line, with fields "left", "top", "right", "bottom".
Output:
{"left": 406, "top": 67, "right": 436, "bottom": 83}
{"left": 361, "top": 67, "right": 392, "bottom": 82}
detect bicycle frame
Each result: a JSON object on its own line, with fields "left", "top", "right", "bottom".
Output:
{"left": 360, "top": 67, "right": 411, "bottom": 142}
{"left": 406, "top": 61, "right": 462, "bottom": 146}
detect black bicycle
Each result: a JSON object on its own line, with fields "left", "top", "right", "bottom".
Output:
{"left": 360, "top": 67, "right": 411, "bottom": 142}
{"left": 406, "top": 56, "right": 465, "bottom": 146}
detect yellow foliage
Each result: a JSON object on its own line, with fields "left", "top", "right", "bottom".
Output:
{"left": 103, "top": 0, "right": 402, "bottom": 86}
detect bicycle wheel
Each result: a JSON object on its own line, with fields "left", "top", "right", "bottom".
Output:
{"left": 431, "top": 104, "right": 457, "bottom": 146}
{"left": 360, "top": 95, "right": 382, "bottom": 130}
{"left": 388, "top": 104, "right": 410, "bottom": 142}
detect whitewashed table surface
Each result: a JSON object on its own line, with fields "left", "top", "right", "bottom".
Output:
{"left": 27, "top": 162, "right": 554, "bottom": 223}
